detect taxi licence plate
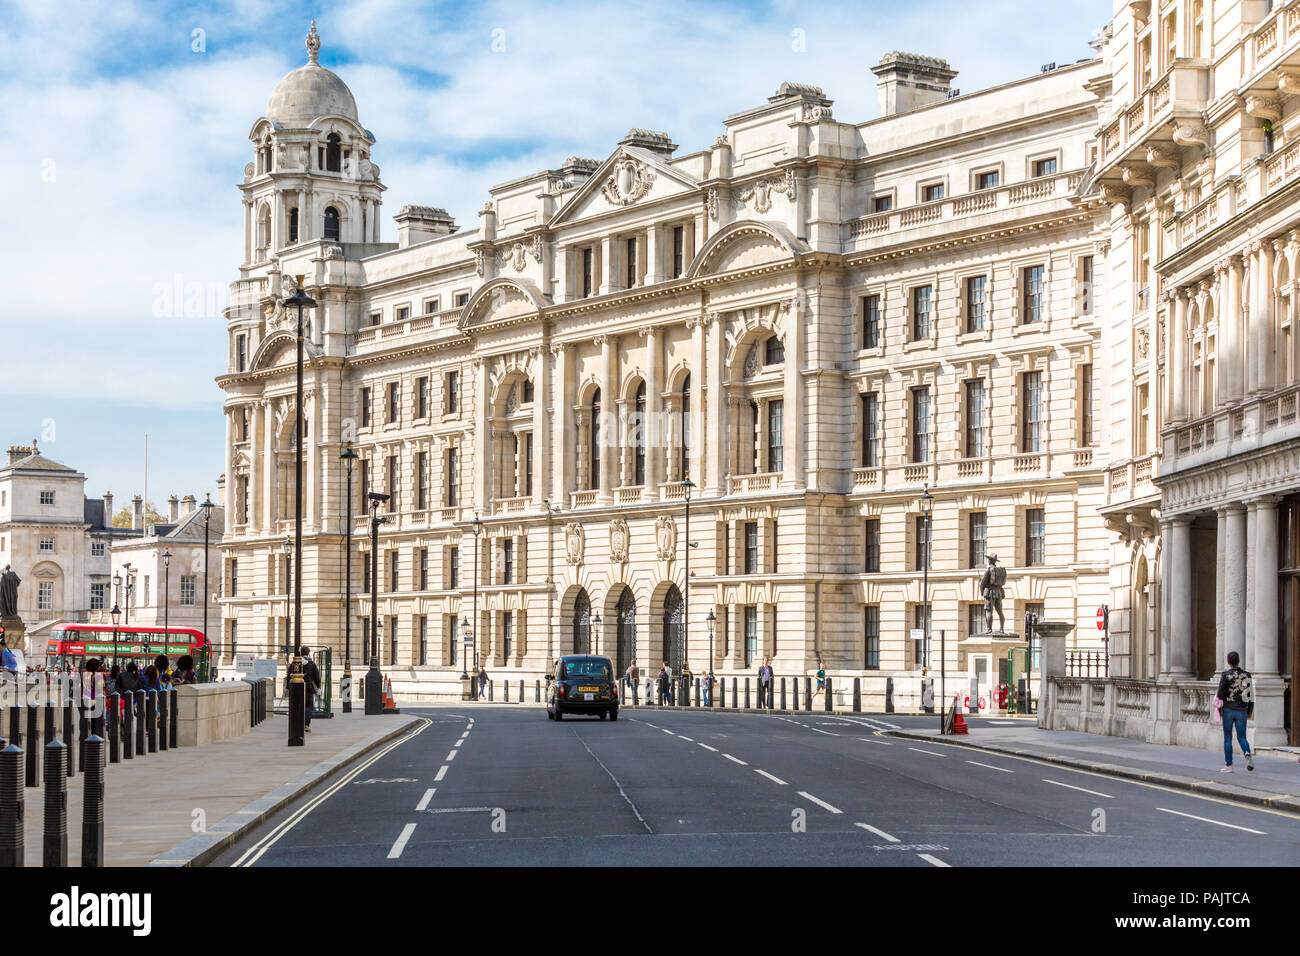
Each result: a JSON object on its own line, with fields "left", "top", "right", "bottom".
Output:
{"left": 578, "top": 686, "right": 599, "bottom": 692}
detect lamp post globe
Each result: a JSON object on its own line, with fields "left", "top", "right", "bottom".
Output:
{"left": 110, "top": 604, "right": 122, "bottom": 668}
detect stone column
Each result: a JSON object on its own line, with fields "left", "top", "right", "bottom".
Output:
{"left": 1222, "top": 503, "right": 1247, "bottom": 666}
{"left": 1252, "top": 241, "right": 1276, "bottom": 393}
{"left": 599, "top": 236, "right": 614, "bottom": 295}
{"left": 642, "top": 326, "right": 662, "bottom": 500}
{"left": 224, "top": 408, "right": 236, "bottom": 516}
{"left": 1223, "top": 255, "right": 1244, "bottom": 403}
{"left": 552, "top": 344, "right": 572, "bottom": 505}
{"left": 598, "top": 335, "right": 615, "bottom": 502}
{"left": 782, "top": 296, "right": 803, "bottom": 488}
{"left": 261, "top": 400, "right": 275, "bottom": 531}
{"left": 1215, "top": 508, "right": 1227, "bottom": 670}
{"left": 690, "top": 317, "right": 705, "bottom": 482}
{"left": 645, "top": 224, "right": 663, "bottom": 284}
{"left": 1251, "top": 496, "right": 1280, "bottom": 677}
{"left": 1245, "top": 504, "right": 1256, "bottom": 670}
{"left": 1170, "top": 290, "right": 1189, "bottom": 422}
{"left": 473, "top": 360, "right": 490, "bottom": 512}
{"left": 1164, "top": 516, "right": 1194, "bottom": 678}
{"left": 532, "top": 348, "right": 548, "bottom": 508}
{"left": 705, "top": 314, "right": 725, "bottom": 496}
{"left": 243, "top": 199, "right": 253, "bottom": 264}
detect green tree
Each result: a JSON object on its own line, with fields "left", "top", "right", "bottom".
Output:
{"left": 112, "top": 501, "right": 166, "bottom": 528}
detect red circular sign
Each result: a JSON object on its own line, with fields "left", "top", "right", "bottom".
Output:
{"left": 1096, "top": 607, "right": 1106, "bottom": 631}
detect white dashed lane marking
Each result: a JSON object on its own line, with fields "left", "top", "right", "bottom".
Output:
{"left": 387, "top": 823, "right": 416, "bottom": 860}
{"left": 723, "top": 754, "right": 748, "bottom": 766}
{"left": 918, "top": 853, "right": 951, "bottom": 867}
{"left": 966, "top": 760, "right": 1014, "bottom": 773}
{"left": 698, "top": 743, "right": 718, "bottom": 752}
{"left": 434, "top": 765, "right": 448, "bottom": 782}
{"left": 1157, "top": 808, "right": 1266, "bottom": 835}
{"left": 415, "top": 788, "right": 436, "bottom": 812}
{"left": 855, "top": 822, "right": 898, "bottom": 842}
{"left": 909, "top": 747, "right": 948, "bottom": 758}
{"left": 1043, "top": 779, "right": 1113, "bottom": 799}
{"left": 754, "top": 769, "right": 787, "bottom": 785}
{"left": 798, "top": 791, "right": 842, "bottom": 814}
{"left": 445, "top": 750, "right": 458, "bottom": 761}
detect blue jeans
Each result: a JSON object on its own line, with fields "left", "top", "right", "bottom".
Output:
{"left": 1222, "top": 708, "right": 1251, "bottom": 765}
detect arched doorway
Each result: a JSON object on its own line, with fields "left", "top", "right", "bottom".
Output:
{"left": 663, "top": 584, "right": 683, "bottom": 671}
{"left": 1132, "top": 555, "right": 1149, "bottom": 679}
{"left": 615, "top": 588, "right": 636, "bottom": 675}
{"left": 573, "top": 589, "right": 591, "bottom": 655}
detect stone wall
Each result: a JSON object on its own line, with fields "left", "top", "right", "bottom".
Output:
{"left": 177, "top": 680, "right": 271, "bottom": 747}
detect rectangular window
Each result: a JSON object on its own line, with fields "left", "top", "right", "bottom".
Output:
{"left": 40, "top": 490, "right": 55, "bottom": 505}
{"left": 359, "top": 459, "right": 369, "bottom": 512}
{"left": 976, "top": 170, "right": 999, "bottom": 190}
{"left": 503, "top": 539, "right": 514, "bottom": 585}
{"left": 387, "top": 382, "right": 400, "bottom": 423}
{"left": 968, "top": 603, "right": 988, "bottom": 637}
{"left": 369, "top": 312, "right": 382, "bottom": 327}
{"left": 417, "top": 377, "right": 429, "bottom": 418}
{"left": 873, "top": 195, "right": 893, "bottom": 212}
{"left": 767, "top": 400, "right": 784, "bottom": 473}
{"left": 449, "top": 546, "right": 460, "bottom": 589}
{"left": 1033, "top": 157, "right": 1057, "bottom": 178}
{"left": 744, "top": 606, "right": 757, "bottom": 668}
{"left": 913, "top": 604, "right": 931, "bottom": 668}
{"left": 1022, "top": 265, "right": 1044, "bottom": 324}
{"left": 744, "top": 521, "right": 758, "bottom": 575}
{"left": 360, "top": 387, "right": 372, "bottom": 427}
{"left": 1080, "top": 254, "right": 1094, "bottom": 316}
{"left": 424, "top": 298, "right": 439, "bottom": 314}
{"left": 864, "top": 605, "right": 880, "bottom": 669}
{"left": 968, "top": 512, "right": 987, "bottom": 568}
{"left": 387, "top": 455, "right": 398, "bottom": 512}
{"left": 142, "top": 576, "right": 150, "bottom": 606}
{"left": 672, "top": 225, "right": 685, "bottom": 278}
{"left": 419, "top": 548, "right": 429, "bottom": 591}
{"left": 446, "top": 371, "right": 460, "bottom": 414}
{"left": 524, "top": 433, "right": 534, "bottom": 497}
{"left": 1027, "top": 601, "right": 1045, "bottom": 668}
{"left": 39, "top": 537, "right": 54, "bottom": 552}
{"left": 912, "top": 387, "right": 931, "bottom": 463}
{"left": 626, "top": 236, "right": 637, "bottom": 287}
{"left": 965, "top": 379, "right": 985, "bottom": 458}
{"left": 862, "top": 294, "right": 881, "bottom": 349}
{"left": 861, "top": 393, "right": 880, "bottom": 467}
{"left": 230, "top": 559, "right": 238, "bottom": 596}
{"left": 965, "top": 275, "right": 986, "bottom": 333}
{"left": 912, "top": 285, "right": 932, "bottom": 340}
{"left": 915, "top": 515, "right": 931, "bottom": 572}
{"left": 389, "top": 551, "right": 399, "bottom": 592}
{"left": 91, "top": 541, "right": 105, "bottom": 557}
{"left": 38, "top": 581, "right": 53, "bottom": 612}
{"left": 236, "top": 334, "right": 247, "bottom": 372}
{"left": 446, "top": 447, "right": 460, "bottom": 506}
{"left": 455, "top": 293, "right": 469, "bottom": 308}
{"left": 1080, "top": 363, "right": 1094, "bottom": 445}
{"left": 447, "top": 615, "right": 457, "bottom": 665}
{"left": 90, "top": 583, "right": 105, "bottom": 611}
{"left": 396, "top": 306, "right": 410, "bottom": 322}
{"left": 1022, "top": 371, "right": 1044, "bottom": 452}
{"left": 582, "top": 247, "right": 594, "bottom": 298}
{"left": 389, "top": 616, "right": 398, "bottom": 666}
{"left": 1026, "top": 508, "right": 1046, "bottom": 566}
{"left": 864, "top": 518, "right": 881, "bottom": 573}
{"left": 922, "top": 182, "right": 944, "bottom": 202}
{"left": 417, "top": 451, "right": 428, "bottom": 510}
{"left": 419, "top": 616, "right": 428, "bottom": 666}
{"left": 1137, "top": 383, "right": 1150, "bottom": 456}
{"left": 180, "top": 576, "right": 196, "bottom": 606}
{"left": 503, "top": 611, "right": 513, "bottom": 661}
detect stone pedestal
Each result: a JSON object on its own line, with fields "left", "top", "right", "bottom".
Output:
{"left": 1035, "top": 621, "right": 1074, "bottom": 729}
{"left": 1251, "top": 676, "right": 1289, "bottom": 747}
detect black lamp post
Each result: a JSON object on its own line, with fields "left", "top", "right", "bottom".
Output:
{"left": 110, "top": 604, "right": 122, "bottom": 669}
{"left": 365, "top": 491, "right": 389, "bottom": 713}
{"left": 920, "top": 486, "right": 935, "bottom": 722}
{"left": 705, "top": 608, "right": 716, "bottom": 706}
{"left": 161, "top": 549, "right": 172, "bottom": 648}
{"left": 471, "top": 515, "right": 482, "bottom": 698}
{"left": 281, "top": 536, "right": 293, "bottom": 661}
{"left": 284, "top": 276, "right": 316, "bottom": 662}
{"left": 460, "top": 617, "right": 470, "bottom": 682}
{"left": 592, "top": 612, "right": 602, "bottom": 657}
{"left": 200, "top": 494, "right": 215, "bottom": 668}
{"left": 1025, "top": 609, "right": 1039, "bottom": 716}
{"left": 122, "top": 563, "right": 135, "bottom": 627}
{"left": 681, "top": 477, "right": 694, "bottom": 679}
{"left": 340, "top": 446, "right": 357, "bottom": 713}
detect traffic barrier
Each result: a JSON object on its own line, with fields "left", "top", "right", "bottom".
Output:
{"left": 731, "top": 677, "right": 737, "bottom": 709}
{"left": 488, "top": 679, "right": 494, "bottom": 702}
{"left": 519, "top": 679, "right": 524, "bottom": 702}
{"left": 43, "top": 701, "right": 56, "bottom": 769}
{"left": 792, "top": 677, "right": 799, "bottom": 710}
{"left": 25, "top": 706, "right": 40, "bottom": 788}
{"left": 64, "top": 697, "right": 76, "bottom": 776}
{"left": 853, "top": 677, "right": 861, "bottom": 713}
{"left": 43, "top": 740, "right": 67, "bottom": 867}
{"left": 146, "top": 691, "right": 158, "bottom": 753}
{"left": 781, "top": 678, "right": 787, "bottom": 710}
{"left": 719, "top": 677, "right": 726, "bottom": 708}
{"left": 134, "top": 692, "right": 146, "bottom": 757}
{"left": 744, "top": 678, "right": 750, "bottom": 709}
{"left": 0, "top": 743, "right": 22, "bottom": 866}
{"left": 804, "top": 677, "right": 812, "bottom": 712}
{"left": 107, "top": 694, "right": 119, "bottom": 764}
{"left": 81, "top": 735, "right": 105, "bottom": 867}
{"left": 504, "top": 679, "right": 509, "bottom": 702}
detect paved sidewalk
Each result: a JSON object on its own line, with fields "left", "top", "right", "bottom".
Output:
{"left": 891, "top": 723, "right": 1300, "bottom": 812}
{"left": 15, "top": 711, "right": 417, "bottom": 866}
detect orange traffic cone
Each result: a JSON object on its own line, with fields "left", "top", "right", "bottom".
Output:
{"left": 953, "top": 710, "right": 969, "bottom": 735}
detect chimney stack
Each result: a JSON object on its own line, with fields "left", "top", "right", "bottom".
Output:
{"left": 132, "top": 495, "right": 143, "bottom": 531}
{"left": 182, "top": 494, "right": 196, "bottom": 516}
{"left": 168, "top": 495, "right": 179, "bottom": 523}
{"left": 103, "top": 491, "right": 114, "bottom": 526}
{"left": 394, "top": 205, "right": 457, "bottom": 248}
{"left": 871, "top": 52, "right": 957, "bottom": 117}
{"left": 6, "top": 445, "right": 33, "bottom": 466}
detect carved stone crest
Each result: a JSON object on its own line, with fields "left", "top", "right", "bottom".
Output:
{"left": 609, "top": 518, "right": 630, "bottom": 564}
{"left": 601, "top": 156, "right": 655, "bottom": 206}
{"left": 565, "top": 522, "right": 585, "bottom": 565}
{"left": 739, "top": 179, "right": 774, "bottom": 213}
{"left": 705, "top": 187, "right": 719, "bottom": 222}
{"left": 655, "top": 515, "right": 677, "bottom": 560}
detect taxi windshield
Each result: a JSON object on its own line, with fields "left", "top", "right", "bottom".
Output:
{"left": 561, "top": 660, "right": 611, "bottom": 680}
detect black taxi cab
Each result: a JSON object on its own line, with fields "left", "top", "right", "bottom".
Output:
{"left": 546, "top": 655, "right": 618, "bottom": 721}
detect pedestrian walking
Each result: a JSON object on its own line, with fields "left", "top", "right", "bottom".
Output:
{"left": 757, "top": 656, "right": 774, "bottom": 708}
{"left": 812, "top": 663, "right": 826, "bottom": 702}
{"left": 656, "top": 663, "right": 669, "bottom": 706}
{"left": 662, "top": 661, "right": 675, "bottom": 705}
{"left": 703, "top": 671, "right": 713, "bottom": 706}
{"left": 1215, "top": 651, "right": 1254, "bottom": 773}
{"left": 118, "top": 661, "right": 141, "bottom": 694}
{"left": 681, "top": 662, "right": 693, "bottom": 704}
{"left": 301, "top": 646, "right": 322, "bottom": 730}
{"left": 478, "top": 664, "right": 489, "bottom": 700}
{"left": 625, "top": 659, "right": 640, "bottom": 704}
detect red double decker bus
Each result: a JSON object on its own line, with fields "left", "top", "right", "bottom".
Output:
{"left": 44, "top": 624, "right": 209, "bottom": 675}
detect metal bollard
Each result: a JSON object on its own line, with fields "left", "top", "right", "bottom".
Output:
{"left": 43, "top": 701, "right": 56, "bottom": 763}
{"left": 744, "top": 678, "right": 751, "bottom": 709}
{"left": 146, "top": 691, "right": 158, "bottom": 753}
{"left": 885, "top": 676, "right": 895, "bottom": 714}
{"left": 853, "top": 677, "right": 862, "bottom": 713}
{"left": 792, "top": 677, "right": 799, "bottom": 711}
{"left": 81, "top": 735, "right": 105, "bottom": 868}
{"left": 504, "top": 679, "right": 509, "bottom": 703}
{"left": 781, "top": 678, "right": 787, "bottom": 711}
{"left": 0, "top": 743, "right": 22, "bottom": 866}
{"left": 25, "top": 706, "right": 40, "bottom": 788}
{"left": 719, "top": 678, "right": 726, "bottom": 709}
{"left": 519, "top": 679, "right": 524, "bottom": 702}
{"left": 107, "top": 694, "right": 120, "bottom": 764}
{"left": 694, "top": 678, "right": 700, "bottom": 707}
{"left": 8, "top": 705, "right": 20, "bottom": 748}
{"left": 170, "top": 688, "right": 179, "bottom": 747}
{"left": 122, "top": 692, "right": 134, "bottom": 760}
{"left": 158, "top": 690, "right": 169, "bottom": 751}
{"left": 488, "top": 680, "right": 493, "bottom": 702}
{"left": 535, "top": 680, "right": 541, "bottom": 703}
{"left": 134, "top": 691, "right": 146, "bottom": 756}
{"left": 63, "top": 697, "right": 76, "bottom": 777}
{"left": 43, "top": 739, "right": 68, "bottom": 867}
{"left": 825, "top": 677, "right": 833, "bottom": 712}
{"left": 79, "top": 697, "right": 90, "bottom": 772}
{"left": 804, "top": 677, "right": 812, "bottom": 711}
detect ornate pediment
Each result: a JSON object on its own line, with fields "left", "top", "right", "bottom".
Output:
{"left": 458, "top": 277, "right": 548, "bottom": 331}
{"left": 548, "top": 145, "right": 701, "bottom": 227}
{"left": 687, "top": 220, "right": 804, "bottom": 278}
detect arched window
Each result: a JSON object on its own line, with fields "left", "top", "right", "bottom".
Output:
{"left": 616, "top": 588, "right": 636, "bottom": 676}
{"left": 325, "top": 133, "right": 342, "bottom": 173}
{"left": 589, "top": 388, "right": 601, "bottom": 490}
{"left": 663, "top": 584, "right": 683, "bottom": 671}
{"left": 256, "top": 205, "right": 271, "bottom": 258}
{"left": 679, "top": 373, "right": 691, "bottom": 481}
{"left": 634, "top": 381, "right": 647, "bottom": 486}
{"left": 573, "top": 590, "right": 591, "bottom": 655}
{"left": 764, "top": 335, "right": 785, "bottom": 365}
{"left": 288, "top": 207, "right": 299, "bottom": 244}
{"left": 323, "top": 206, "right": 340, "bottom": 241}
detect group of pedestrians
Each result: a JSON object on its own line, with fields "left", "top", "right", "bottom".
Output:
{"left": 619, "top": 655, "right": 829, "bottom": 709}
{"left": 95, "top": 654, "right": 199, "bottom": 697}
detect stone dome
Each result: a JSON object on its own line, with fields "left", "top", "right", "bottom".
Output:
{"left": 265, "top": 22, "right": 358, "bottom": 127}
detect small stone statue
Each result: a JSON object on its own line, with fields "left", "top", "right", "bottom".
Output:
{"left": 980, "top": 553, "right": 1006, "bottom": 633}
{"left": 0, "top": 565, "right": 20, "bottom": 620}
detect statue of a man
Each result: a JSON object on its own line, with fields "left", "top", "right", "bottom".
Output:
{"left": 980, "top": 553, "right": 1006, "bottom": 633}
{"left": 0, "top": 565, "right": 20, "bottom": 620}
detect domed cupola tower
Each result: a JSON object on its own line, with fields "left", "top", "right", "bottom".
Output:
{"left": 240, "top": 21, "right": 384, "bottom": 268}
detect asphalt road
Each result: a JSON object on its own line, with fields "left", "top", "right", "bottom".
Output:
{"left": 214, "top": 705, "right": 1300, "bottom": 867}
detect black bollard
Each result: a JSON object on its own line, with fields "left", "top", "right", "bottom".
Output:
{"left": 81, "top": 735, "right": 105, "bottom": 868}
{"left": 730, "top": 677, "right": 737, "bottom": 708}
{"left": 719, "top": 677, "right": 726, "bottom": 709}
{"left": 8, "top": 705, "right": 20, "bottom": 748}
{"left": 341, "top": 660, "right": 353, "bottom": 715}
{"left": 519, "top": 679, "right": 524, "bottom": 702}
{"left": 134, "top": 692, "right": 145, "bottom": 757}
{"left": 804, "top": 677, "right": 812, "bottom": 712}
{"left": 78, "top": 697, "right": 90, "bottom": 772}
{"left": 43, "top": 701, "right": 56, "bottom": 762}
{"left": 42, "top": 739, "right": 68, "bottom": 867}
{"left": 63, "top": 698, "right": 76, "bottom": 777}
{"left": 853, "top": 677, "right": 862, "bottom": 713}
{"left": 107, "top": 694, "right": 120, "bottom": 764}
{"left": 288, "top": 656, "right": 306, "bottom": 747}
{"left": 694, "top": 678, "right": 701, "bottom": 707}
{"left": 825, "top": 676, "right": 833, "bottom": 712}
{"left": 122, "top": 692, "right": 134, "bottom": 760}
{"left": 781, "top": 677, "right": 787, "bottom": 711}
{"left": 488, "top": 680, "right": 494, "bottom": 702}
{"left": 535, "top": 680, "right": 541, "bottom": 703}
{"left": 504, "top": 679, "right": 509, "bottom": 703}
{"left": 25, "top": 706, "right": 40, "bottom": 788}
{"left": 885, "top": 676, "right": 895, "bottom": 714}
{"left": 145, "top": 691, "right": 158, "bottom": 753}
{"left": 0, "top": 743, "right": 23, "bottom": 867}
{"left": 744, "top": 678, "right": 751, "bottom": 709}
{"left": 158, "top": 690, "right": 168, "bottom": 752}
{"left": 170, "top": 688, "right": 178, "bottom": 747}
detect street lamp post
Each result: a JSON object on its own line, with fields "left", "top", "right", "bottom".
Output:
{"left": 284, "top": 276, "right": 316, "bottom": 662}
{"left": 122, "top": 564, "right": 135, "bottom": 627}
{"left": 200, "top": 494, "right": 215, "bottom": 670}
{"left": 460, "top": 618, "right": 471, "bottom": 682}
{"left": 705, "top": 608, "right": 716, "bottom": 707}
{"left": 281, "top": 536, "right": 293, "bottom": 661}
{"left": 110, "top": 604, "right": 122, "bottom": 669}
{"left": 681, "top": 478, "right": 694, "bottom": 692}
{"left": 592, "top": 612, "right": 602, "bottom": 657}
{"left": 340, "top": 447, "right": 357, "bottom": 713}
{"left": 161, "top": 550, "right": 172, "bottom": 648}
{"left": 471, "top": 515, "right": 482, "bottom": 699}
{"left": 365, "top": 491, "right": 389, "bottom": 714}
{"left": 919, "top": 486, "right": 935, "bottom": 725}
{"left": 1025, "top": 609, "right": 1039, "bottom": 716}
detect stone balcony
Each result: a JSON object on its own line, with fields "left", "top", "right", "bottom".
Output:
{"left": 1096, "top": 61, "right": 1211, "bottom": 179}
{"left": 353, "top": 308, "right": 462, "bottom": 350}
{"left": 850, "top": 447, "right": 1101, "bottom": 495}
{"left": 1105, "top": 452, "right": 1159, "bottom": 507}
{"left": 1161, "top": 381, "right": 1300, "bottom": 478}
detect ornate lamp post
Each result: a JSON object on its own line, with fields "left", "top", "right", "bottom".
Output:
{"left": 919, "top": 486, "right": 935, "bottom": 723}
{"left": 680, "top": 477, "right": 694, "bottom": 683}
{"left": 365, "top": 491, "right": 389, "bottom": 713}
{"left": 161, "top": 549, "right": 172, "bottom": 648}
{"left": 460, "top": 617, "right": 471, "bottom": 682}
{"left": 199, "top": 494, "right": 215, "bottom": 667}
{"left": 705, "top": 608, "right": 716, "bottom": 707}
{"left": 471, "top": 515, "right": 482, "bottom": 699}
{"left": 281, "top": 536, "right": 293, "bottom": 662}
{"left": 592, "top": 612, "right": 602, "bottom": 657}
{"left": 122, "top": 564, "right": 135, "bottom": 627}
{"left": 284, "top": 276, "right": 316, "bottom": 662}
{"left": 340, "top": 446, "right": 357, "bottom": 713}
{"left": 110, "top": 603, "right": 122, "bottom": 669}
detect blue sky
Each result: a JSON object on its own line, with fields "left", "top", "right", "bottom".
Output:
{"left": 0, "top": 0, "right": 1108, "bottom": 504}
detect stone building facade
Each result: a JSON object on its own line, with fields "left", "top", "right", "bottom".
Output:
{"left": 220, "top": 26, "right": 1117, "bottom": 704}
